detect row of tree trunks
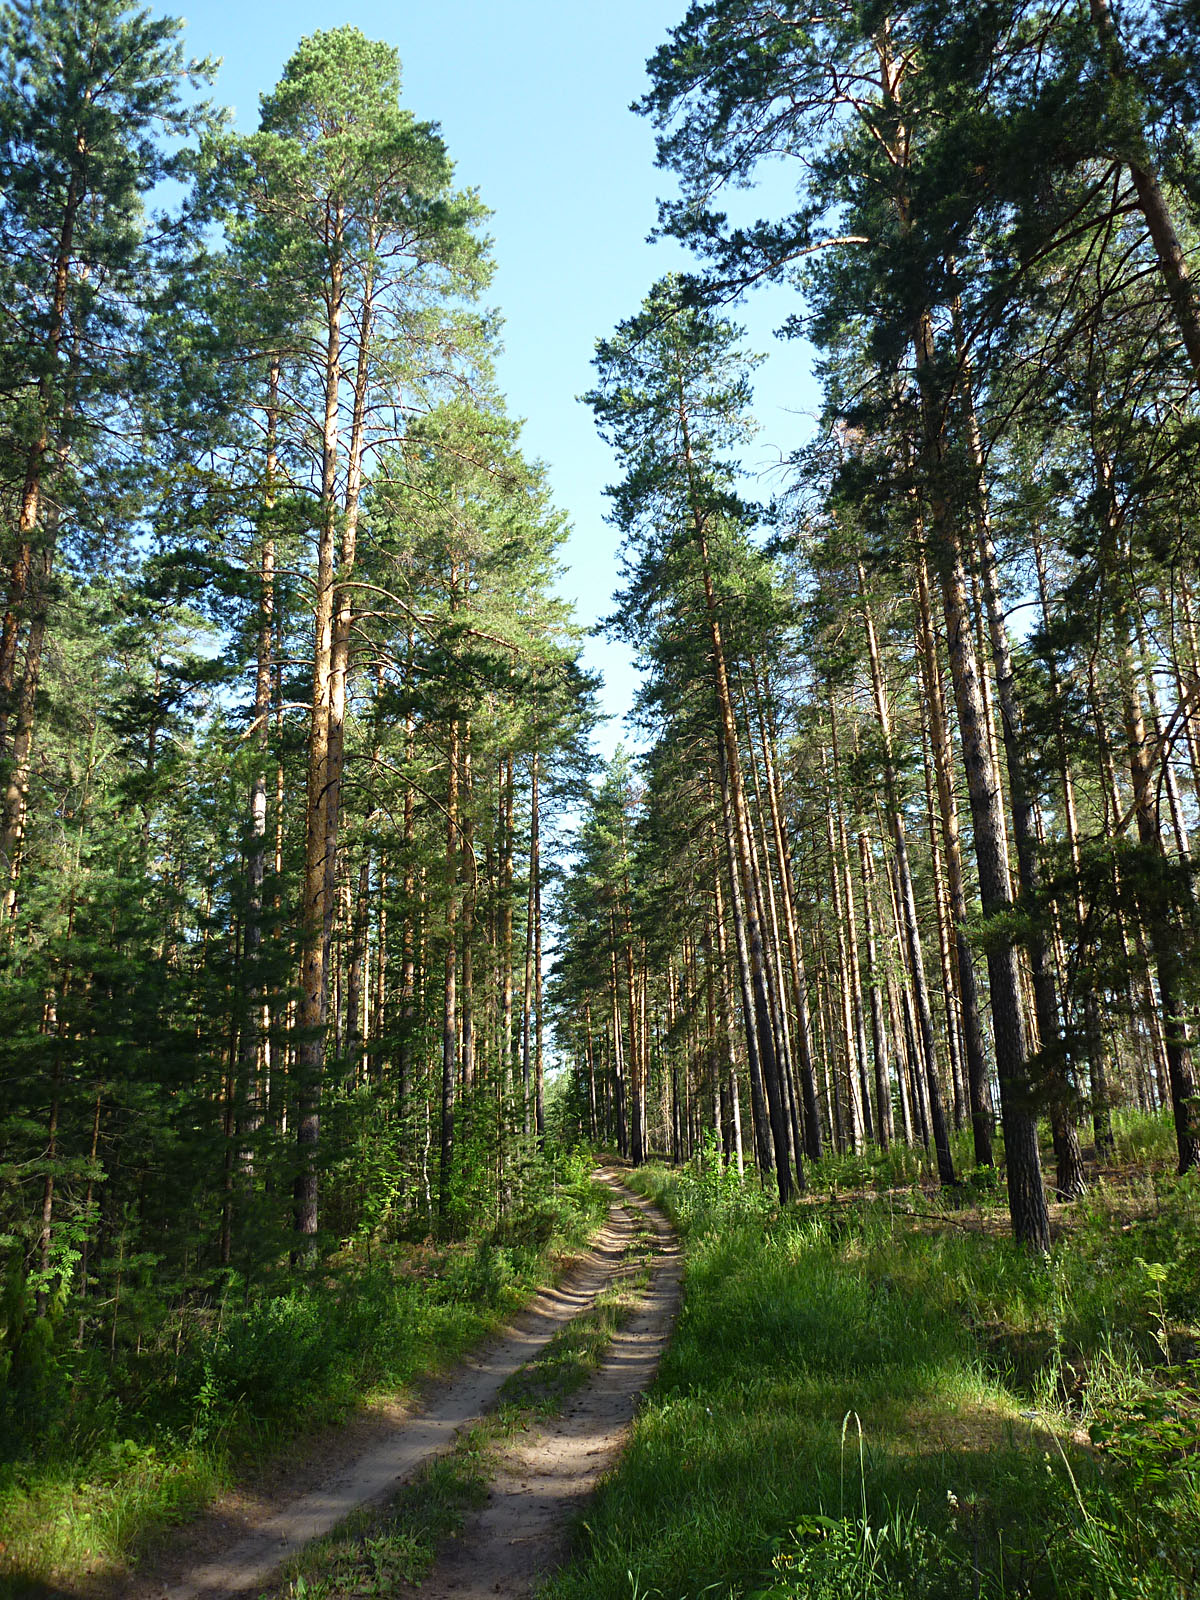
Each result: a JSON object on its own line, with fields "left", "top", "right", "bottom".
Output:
{"left": 858, "top": 562, "right": 957, "bottom": 1187}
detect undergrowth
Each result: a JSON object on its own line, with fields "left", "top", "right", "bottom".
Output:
{"left": 0, "top": 1151, "right": 608, "bottom": 1596}
{"left": 546, "top": 1137, "right": 1200, "bottom": 1600}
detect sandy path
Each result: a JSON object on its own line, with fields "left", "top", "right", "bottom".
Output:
{"left": 150, "top": 1171, "right": 677, "bottom": 1600}
{"left": 409, "top": 1178, "right": 681, "bottom": 1600}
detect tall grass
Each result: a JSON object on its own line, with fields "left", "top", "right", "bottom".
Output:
{"left": 546, "top": 1148, "right": 1200, "bottom": 1600}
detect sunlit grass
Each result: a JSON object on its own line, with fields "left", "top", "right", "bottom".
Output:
{"left": 547, "top": 1142, "right": 1200, "bottom": 1600}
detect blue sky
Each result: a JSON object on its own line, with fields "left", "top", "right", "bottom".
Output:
{"left": 179, "top": 0, "right": 820, "bottom": 757}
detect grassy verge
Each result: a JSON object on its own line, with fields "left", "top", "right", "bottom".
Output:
{"left": 261, "top": 1208, "right": 658, "bottom": 1600}
{"left": 0, "top": 1154, "right": 609, "bottom": 1597}
{"left": 544, "top": 1150, "right": 1200, "bottom": 1600}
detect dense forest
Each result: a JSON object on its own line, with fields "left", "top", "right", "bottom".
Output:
{"left": 2, "top": 1, "right": 1200, "bottom": 1596}
{"left": 555, "top": 0, "right": 1200, "bottom": 1249}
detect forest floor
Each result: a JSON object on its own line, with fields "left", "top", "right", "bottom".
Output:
{"left": 109, "top": 1170, "right": 681, "bottom": 1600}
{"left": 537, "top": 1153, "right": 1200, "bottom": 1600}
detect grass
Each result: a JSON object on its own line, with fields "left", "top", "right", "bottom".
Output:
{"left": 544, "top": 1143, "right": 1200, "bottom": 1600}
{"left": 0, "top": 1155, "right": 610, "bottom": 1598}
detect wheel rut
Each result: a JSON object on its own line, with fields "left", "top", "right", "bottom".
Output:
{"left": 403, "top": 1175, "right": 681, "bottom": 1600}
{"left": 148, "top": 1170, "right": 679, "bottom": 1600}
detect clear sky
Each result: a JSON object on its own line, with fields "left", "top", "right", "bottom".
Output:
{"left": 178, "top": 0, "right": 820, "bottom": 758}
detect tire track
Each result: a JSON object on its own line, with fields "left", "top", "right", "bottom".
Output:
{"left": 155, "top": 1171, "right": 676, "bottom": 1600}
{"left": 407, "top": 1173, "right": 681, "bottom": 1599}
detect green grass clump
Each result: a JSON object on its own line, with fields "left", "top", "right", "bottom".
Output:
{"left": 266, "top": 1435, "right": 494, "bottom": 1599}
{"left": 546, "top": 1155, "right": 1200, "bottom": 1600}
{"left": 1109, "top": 1106, "right": 1179, "bottom": 1169}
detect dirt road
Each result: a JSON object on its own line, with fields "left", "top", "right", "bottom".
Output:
{"left": 150, "top": 1171, "right": 679, "bottom": 1600}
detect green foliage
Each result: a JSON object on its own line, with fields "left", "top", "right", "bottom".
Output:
{"left": 748, "top": 1506, "right": 967, "bottom": 1600}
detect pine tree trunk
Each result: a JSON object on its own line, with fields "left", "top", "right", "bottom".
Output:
{"left": 743, "top": 688, "right": 803, "bottom": 1155}
{"left": 742, "top": 717, "right": 802, "bottom": 1178}
{"left": 1, "top": 348, "right": 77, "bottom": 916}
{"left": 822, "top": 741, "right": 864, "bottom": 1152}
{"left": 830, "top": 696, "right": 874, "bottom": 1143}
{"left": 439, "top": 718, "right": 460, "bottom": 1223}
{"left": 608, "top": 929, "right": 628, "bottom": 1158}
{"left": 0, "top": 155, "right": 83, "bottom": 750}
{"left": 920, "top": 704, "right": 967, "bottom": 1133}
{"left": 398, "top": 704, "right": 417, "bottom": 1113}
{"left": 522, "top": 802, "right": 536, "bottom": 1140}
{"left": 910, "top": 309, "right": 1047, "bottom": 1246}
{"left": 910, "top": 545, "right": 994, "bottom": 1163}
{"left": 858, "top": 833, "right": 893, "bottom": 1147}
{"left": 501, "top": 754, "right": 515, "bottom": 1102}
{"left": 712, "top": 848, "right": 746, "bottom": 1174}
{"left": 533, "top": 754, "right": 545, "bottom": 1144}
{"left": 1, "top": 542, "right": 54, "bottom": 919}
{"left": 294, "top": 230, "right": 345, "bottom": 1242}
{"left": 1134, "top": 609, "right": 1194, "bottom": 872}
{"left": 239, "top": 369, "right": 277, "bottom": 1178}
{"left": 887, "top": 971, "right": 915, "bottom": 1147}
{"left": 461, "top": 730, "right": 476, "bottom": 1096}
{"left": 751, "top": 661, "right": 823, "bottom": 1156}
{"left": 715, "top": 758, "right": 774, "bottom": 1177}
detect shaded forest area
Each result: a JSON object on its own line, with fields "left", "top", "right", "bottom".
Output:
{"left": 3, "top": 0, "right": 1200, "bottom": 1595}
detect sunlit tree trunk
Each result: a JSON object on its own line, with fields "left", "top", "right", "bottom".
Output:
{"left": 715, "top": 753, "right": 774, "bottom": 1177}
{"left": 822, "top": 737, "right": 864, "bottom": 1152}
{"left": 439, "top": 718, "right": 460, "bottom": 1221}
{"left": 910, "top": 543, "right": 993, "bottom": 1163}
{"left": 910, "top": 303, "right": 1047, "bottom": 1244}
{"left": 751, "top": 660, "right": 822, "bottom": 1156}
{"left": 858, "top": 832, "right": 893, "bottom": 1147}
{"left": 294, "top": 225, "right": 344, "bottom": 1241}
